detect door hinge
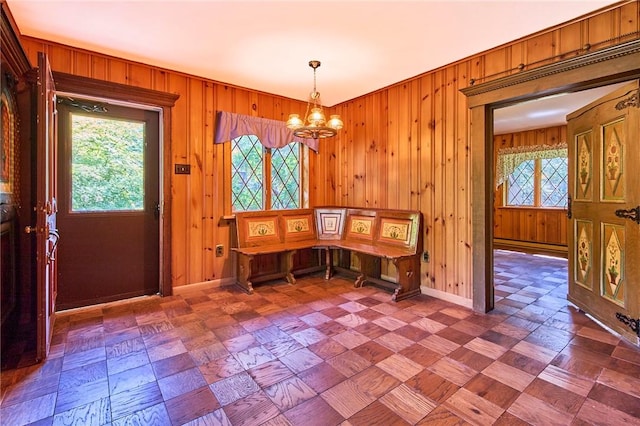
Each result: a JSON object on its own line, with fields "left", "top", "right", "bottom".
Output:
{"left": 615, "top": 205, "right": 640, "bottom": 225}
{"left": 616, "top": 313, "right": 640, "bottom": 337}
{"left": 567, "top": 195, "right": 572, "bottom": 219}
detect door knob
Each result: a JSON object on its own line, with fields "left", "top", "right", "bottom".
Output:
{"left": 25, "top": 225, "right": 38, "bottom": 234}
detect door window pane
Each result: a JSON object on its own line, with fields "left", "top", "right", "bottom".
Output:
{"left": 71, "top": 114, "right": 145, "bottom": 212}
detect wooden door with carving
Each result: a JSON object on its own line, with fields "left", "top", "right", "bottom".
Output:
{"left": 567, "top": 81, "right": 639, "bottom": 344}
{"left": 34, "top": 52, "right": 59, "bottom": 360}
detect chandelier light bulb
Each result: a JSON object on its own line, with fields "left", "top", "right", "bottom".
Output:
{"left": 286, "top": 114, "right": 303, "bottom": 130}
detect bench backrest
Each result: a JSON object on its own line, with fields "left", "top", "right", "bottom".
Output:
{"left": 235, "top": 209, "right": 317, "bottom": 248}
{"left": 235, "top": 207, "right": 421, "bottom": 255}
{"left": 315, "top": 207, "right": 422, "bottom": 255}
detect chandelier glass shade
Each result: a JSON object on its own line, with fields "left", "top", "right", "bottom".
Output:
{"left": 286, "top": 60, "right": 343, "bottom": 140}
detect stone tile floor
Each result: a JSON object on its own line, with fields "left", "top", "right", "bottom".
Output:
{"left": 1, "top": 250, "right": 639, "bottom": 425}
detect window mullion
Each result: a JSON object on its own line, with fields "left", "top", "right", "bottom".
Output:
{"left": 264, "top": 147, "right": 272, "bottom": 210}
{"left": 534, "top": 159, "right": 542, "bottom": 207}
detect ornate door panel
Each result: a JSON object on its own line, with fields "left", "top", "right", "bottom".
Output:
{"left": 567, "top": 81, "right": 639, "bottom": 344}
{"left": 35, "top": 52, "right": 58, "bottom": 360}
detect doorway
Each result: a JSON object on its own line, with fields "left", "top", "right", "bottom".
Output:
{"left": 56, "top": 97, "right": 161, "bottom": 310}
{"left": 490, "top": 83, "right": 630, "bottom": 308}
{"left": 462, "top": 39, "right": 640, "bottom": 320}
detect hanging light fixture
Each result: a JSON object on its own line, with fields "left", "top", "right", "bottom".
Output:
{"left": 286, "top": 60, "right": 343, "bottom": 140}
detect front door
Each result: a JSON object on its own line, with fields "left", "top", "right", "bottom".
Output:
{"left": 567, "top": 81, "right": 639, "bottom": 344}
{"left": 34, "top": 52, "right": 58, "bottom": 360}
{"left": 56, "top": 98, "right": 160, "bottom": 309}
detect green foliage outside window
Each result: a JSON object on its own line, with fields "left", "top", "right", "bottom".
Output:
{"left": 71, "top": 114, "right": 145, "bottom": 211}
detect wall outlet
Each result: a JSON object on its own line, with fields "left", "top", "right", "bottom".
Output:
{"left": 422, "top": 251, "right": 430, "bottom": 263}
{"left": 215, "top": 244, "right": 224, "bottom": 257}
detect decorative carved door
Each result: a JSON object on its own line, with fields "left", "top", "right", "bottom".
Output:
{"left": 35, "top": 52, "right": 59, "bottom": 360}
{"left": 567, "top": 81, "right": 639, "bottom": 344}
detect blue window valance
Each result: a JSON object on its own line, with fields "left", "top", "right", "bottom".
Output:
{"left": 214, "top": 111, "right": 318, "bottom": 152}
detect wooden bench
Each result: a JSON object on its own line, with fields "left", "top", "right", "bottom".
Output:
{"left": 233, "top": 207, "right": 423, "bottom": 301}
{"left": 316, "top": 207, "right": 423, "bottom": 301}
{"left": 233, "top": 209, "right": 321, "bottom": 294}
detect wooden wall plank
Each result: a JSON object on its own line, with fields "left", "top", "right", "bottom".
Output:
{"left": 168, "top": 72, "right": 189, "bottom": 285}
{"left": 386, "top": 87, "right": 399, "bottom": 208}
{"left": 189, "top": 78, "right": 204, "bottom": 280}
{"left": 432, "top": 69, "right": 445, "bottom": 293}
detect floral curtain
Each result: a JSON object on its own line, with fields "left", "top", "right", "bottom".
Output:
{"left": 214, "top": 111, "right": 318, "bottom": 152}
{"left": 495, "top": 143, "right": 567, "bottom": 188}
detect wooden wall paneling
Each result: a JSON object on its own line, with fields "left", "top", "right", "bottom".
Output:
{"left": 73, "top": 50, "right": 91, "bottom": 78}
{"left": 409, "top": 80, "right": 421, "bottom": 211}
{"left": 128, "top": 63, "right": 153, "bottom": 89}
{"left": 444, "top": 66, "right": 457, "bottom": 293}
{"left": 377, "top": 92, "right": 388, "bottom": 208}
{"left": 501, "top": 210, "right": 513, "bottom": 239}
{"left": 152, "top": 69, "right": 167, "bottom": 93}
{"left": 543, "top": 211, "right": 556, "bottom": 244}
{"left": 338, "top": 102, "right": 349, "bottom": 206}
{"left": 535, "top": 210, "right": 546, "bottom": 244}
{"left": 321, "top": 104, "right": 339, "bottom": 206}
{"left": 333, "top": 103, "right": 347, "bottom": 206}
{"left": 21, "top": 38, "right": 42, "bottom": 67}
{"left": 509, "top": 42, "right": 525, "bottom": 77}
{"left": 48, "top": 44, "right": 73, "bottom": 73}
{"left": 91, "top": 55, "right": 107, "bottom": 81}
{"left": 202, "top": 82, "right": 216, "bottom": 280}
{"left": 364, "top": 93, "right": 377, "bottom": 208}
{"left": 589, "top": 6, "right": 617, "bottom": 46}
{"left": 386, "top": 87, "right": 399, "bottom": 208}
{"left": 494, "top": 208, "right": 503, "bottom": 239}
{"left": 397, "top": 83, "right": 412, "bottom": 210}
{"left": 107, "top": 59, "right": 127, "bottom": 85}
{"left": 352, "top": 99, "right": 366, "bottom": 207}
{"left": 432, "top": 69, "right": 445, "bottom": 293}
{"left": 457, "top": 62, "right": 472, "bottom": 298}
{"left": 483, "top": 49, "right": 506, "bottom": 82}
{"left": 620, "top": 1, "right": 639, "bottom": 35}
{"left": 189, "top": 78, "right": 205, "bottom": 281}
{"left": 526, "top": 32, "right": 556, "bottom": 68}
{"left": 214, "top": 84, "right": 234, "bottom": 279}
{"left": 419, "top": 74, "right": 434, "bottom": 288}
{"left": 559, "top": 21, "right": 584, "bottom": 59}
{"left": 168, "top": 73, "right": 189, "bottom": 285}
{"left": 525, "top": 210, "right": 536, "bottom": 241}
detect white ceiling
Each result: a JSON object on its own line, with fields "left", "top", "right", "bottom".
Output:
{"left": 493, "top": 82, "right": 630, "bottom": 134}
{"left": 6, "top": 0, "right": 625, "bottom": 132}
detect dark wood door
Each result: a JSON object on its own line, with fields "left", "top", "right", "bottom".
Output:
{"left": 567, "top": 81, "right": 640, "bottom": 344}
{"left": 35, "top": 52, "right": 58, "bottom": 360}
{"left": 56, "top": 99, "right": 160, "bottom": 309}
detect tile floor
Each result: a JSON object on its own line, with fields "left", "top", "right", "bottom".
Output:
{"left": 1, "top": 250, "right": 639, "bottom": 425}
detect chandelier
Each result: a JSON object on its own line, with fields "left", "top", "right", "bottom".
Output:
{"left": 286, "top": 60, "right": 343, "bottom": 140}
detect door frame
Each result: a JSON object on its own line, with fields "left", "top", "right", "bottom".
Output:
{"left": 51, "top": 72, "right": 179, "bottom": 297}
{"left": 462, "top": 39, "right": 640, "bottom": 313}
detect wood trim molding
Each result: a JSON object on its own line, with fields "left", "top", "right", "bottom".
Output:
{"left": 49, "top": 71, "right": 179, "bottom": 297}
{"left": 463, "top": 39, "right": 640, "bottom": 107}
{"left": 463, "top": 39, "right": 640, "bottom": 98}
{"left": 1, "top": 1, "right": 31, "bottom": 76}
{"left": 52, "top": 71, "right": 179, "bottom": 107}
